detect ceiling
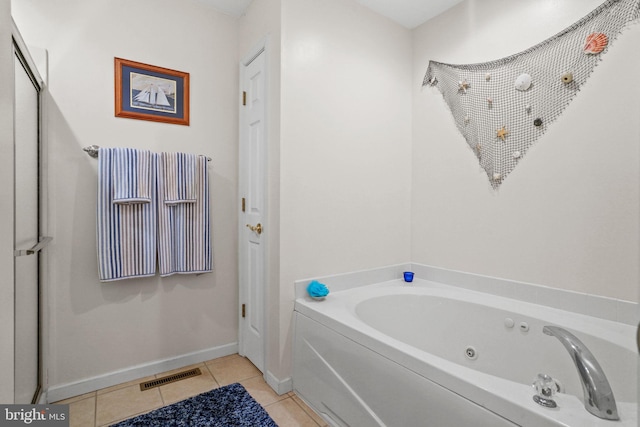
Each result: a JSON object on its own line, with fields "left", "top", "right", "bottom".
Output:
{"left": 353, "top": 0, "right": 463, "bottom": 29}
{"left": 196, "top": 0, "right": 463, "bottom": 29}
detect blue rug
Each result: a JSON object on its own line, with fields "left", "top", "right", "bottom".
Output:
{"left": 110, "top": 383, "right": 278, "bottom": 427}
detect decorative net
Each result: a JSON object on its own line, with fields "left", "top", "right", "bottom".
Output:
{"left": 423, "top": 0, "right": 640, "bottom": 189}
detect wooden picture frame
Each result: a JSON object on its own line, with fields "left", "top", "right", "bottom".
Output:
{"left": 114, "top": 57, "right": 190, "bottom": 126}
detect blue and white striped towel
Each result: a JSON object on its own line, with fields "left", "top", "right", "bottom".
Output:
{"left": 112, "top": 148, "right": 153, "bottom": 204}
{"left": 157, "top": 153, "right": 212, "bottom": 276}
{"left": 161, "top": 152, "right": 197, "bottom": 205}
{"left": 97, "top": 148, "right": 157, "bottom": 281}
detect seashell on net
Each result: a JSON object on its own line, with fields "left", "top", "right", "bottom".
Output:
{"left": 584, "top": 32, "right": 608, "bottom": 54}
{"left": 514, "top": 73, "right": 532, "bottom": 91}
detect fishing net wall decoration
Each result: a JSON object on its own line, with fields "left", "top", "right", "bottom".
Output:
{"left": 423, "top": 0, "right": 640, "bottom": 189}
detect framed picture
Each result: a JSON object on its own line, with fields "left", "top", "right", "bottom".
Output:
{"left": 114, "top": 58, "right": 189, "bottom": 126}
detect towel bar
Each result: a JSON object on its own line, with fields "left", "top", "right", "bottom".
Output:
{"left": 83, "top": 145, "right": 212, "bottom": 162}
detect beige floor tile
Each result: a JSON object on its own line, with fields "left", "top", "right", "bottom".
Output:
{"left": 240, "top": 376, "right": 287, "bottom": 407}
{"left": 158, "top": 366, "right": 219, "bottom": 405}
{"left": 59, "top": 355, "right": 289, "bottom": 426}
{"left": 206, "top": 355, "right": 261, "bottom": 386}
{"left": 54, "top": 391, "right": 96, "bottom": 405}
{"left": 95, "top": 384, "right": 163, "bottom": 426}
{"left": 68, "top": 395, "right": 96, "bottom": 427}
{"left": 292, "top": 394, "right": 328, "bottom": 426}
{"left": 98, "top": 409, "right": 156, "bottom": 427}
{"left": 97, "top": 375, "right": 157, "bottom": 396}
{"left": 265, "top": 397, "right": 319, "bottom": 427}
{"left": 206, "top": 353, "right": 240, "bottom": 364}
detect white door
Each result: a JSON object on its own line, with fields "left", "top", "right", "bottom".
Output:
{"left": 239, "top": 47, "right": 267, "bottom": 372}
{"left": 13, "top": 44, "right": 42, "bottom": 404}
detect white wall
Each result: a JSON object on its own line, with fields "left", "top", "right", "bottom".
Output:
{"left": 0, "top": 1, "right": 16, "bottom": 404}
{"left": 412, "top": 0, "right": 639, "bottom": 302}
{"left": 12, "top": 0, "right": 240, "bottom": 391}
{"left": 277, "top": 0, "right": 413, "bottom": 378}
{"left": 239, "top": 0, "right": 413, "bottom": 385}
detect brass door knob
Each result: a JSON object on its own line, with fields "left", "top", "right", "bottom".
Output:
{"left": 246, "top": 223, "right": 262, "bottom": 235}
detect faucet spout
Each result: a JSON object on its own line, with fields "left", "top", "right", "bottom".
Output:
{"left": 543, "top": 325, "right": 618, "bottom": 420}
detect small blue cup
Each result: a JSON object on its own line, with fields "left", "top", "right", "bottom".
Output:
{"left": 403, "top": 271, "right": 414, "bottom": 282}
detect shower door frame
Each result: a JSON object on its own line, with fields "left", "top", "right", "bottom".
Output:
{"left": 11, "top": 22, "right": 46, "bottom": 404}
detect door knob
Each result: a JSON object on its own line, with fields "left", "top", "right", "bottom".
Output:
{"left": 246, "top": 223, "right": 262, "bottom": 235}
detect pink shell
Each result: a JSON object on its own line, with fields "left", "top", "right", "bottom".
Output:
{"left": 584, "top": 32, "right": 608, "bottom": 54}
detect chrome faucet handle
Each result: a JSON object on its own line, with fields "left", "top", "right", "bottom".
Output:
{"left": 532, "top": 374, "right": 558, "bottom": 408}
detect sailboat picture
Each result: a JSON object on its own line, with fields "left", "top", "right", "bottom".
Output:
{"left": 115, "top": 57, "right": 190, "bottom": 126}
{"left": 130, "top": 73, "right": 176, "bottom": 113}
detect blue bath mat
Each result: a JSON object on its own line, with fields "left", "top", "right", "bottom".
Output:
{"left": 110, "top": 383, "right": 278, "bottom": 427}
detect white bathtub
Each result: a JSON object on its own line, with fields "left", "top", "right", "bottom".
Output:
{"left": 293, "top": 279, "right": 637, "bottom": 427}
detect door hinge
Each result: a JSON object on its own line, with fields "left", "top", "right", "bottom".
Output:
{"left": 242, "top": 197, "right": 246, "bottom": 212}
{"left": 242, "top": 303, "right": 246, "bottom": 318}
{"left": 242, "top": 91, "right": 246, "bottom": 106}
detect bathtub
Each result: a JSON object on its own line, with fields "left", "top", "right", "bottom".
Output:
{"left": 293, "top": 278, "right": 637, "bottom": 427}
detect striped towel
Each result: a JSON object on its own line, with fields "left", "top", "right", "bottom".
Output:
{"left": 161, "top": 152, "right": 197, "bottom": 205}
{"left": 97, "top": 148, "right": 157, "bottom": 281}
{"left": 112, "top": 148, "right": 153, "bottom": 204}
{"left": 157, "top": 153, "right": 212, "bottom": 276}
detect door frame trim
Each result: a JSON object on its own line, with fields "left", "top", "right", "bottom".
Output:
{"left": 238, "top": 36, "right": 269, "bottom": 374}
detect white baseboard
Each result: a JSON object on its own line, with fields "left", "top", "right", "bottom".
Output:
{"left": 264, "top": 370, "right": 292, "bottom": 395}
{"left": 46, "top": 342, "right": 238, "bottom": 403}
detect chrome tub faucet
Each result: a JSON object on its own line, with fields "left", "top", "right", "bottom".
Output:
{"left": 542, "top": 325, "right": 619, "bottom": 420}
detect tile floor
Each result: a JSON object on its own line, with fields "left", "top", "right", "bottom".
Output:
{"left": 54, "top": 354, "right": 327, "bottom": 427}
